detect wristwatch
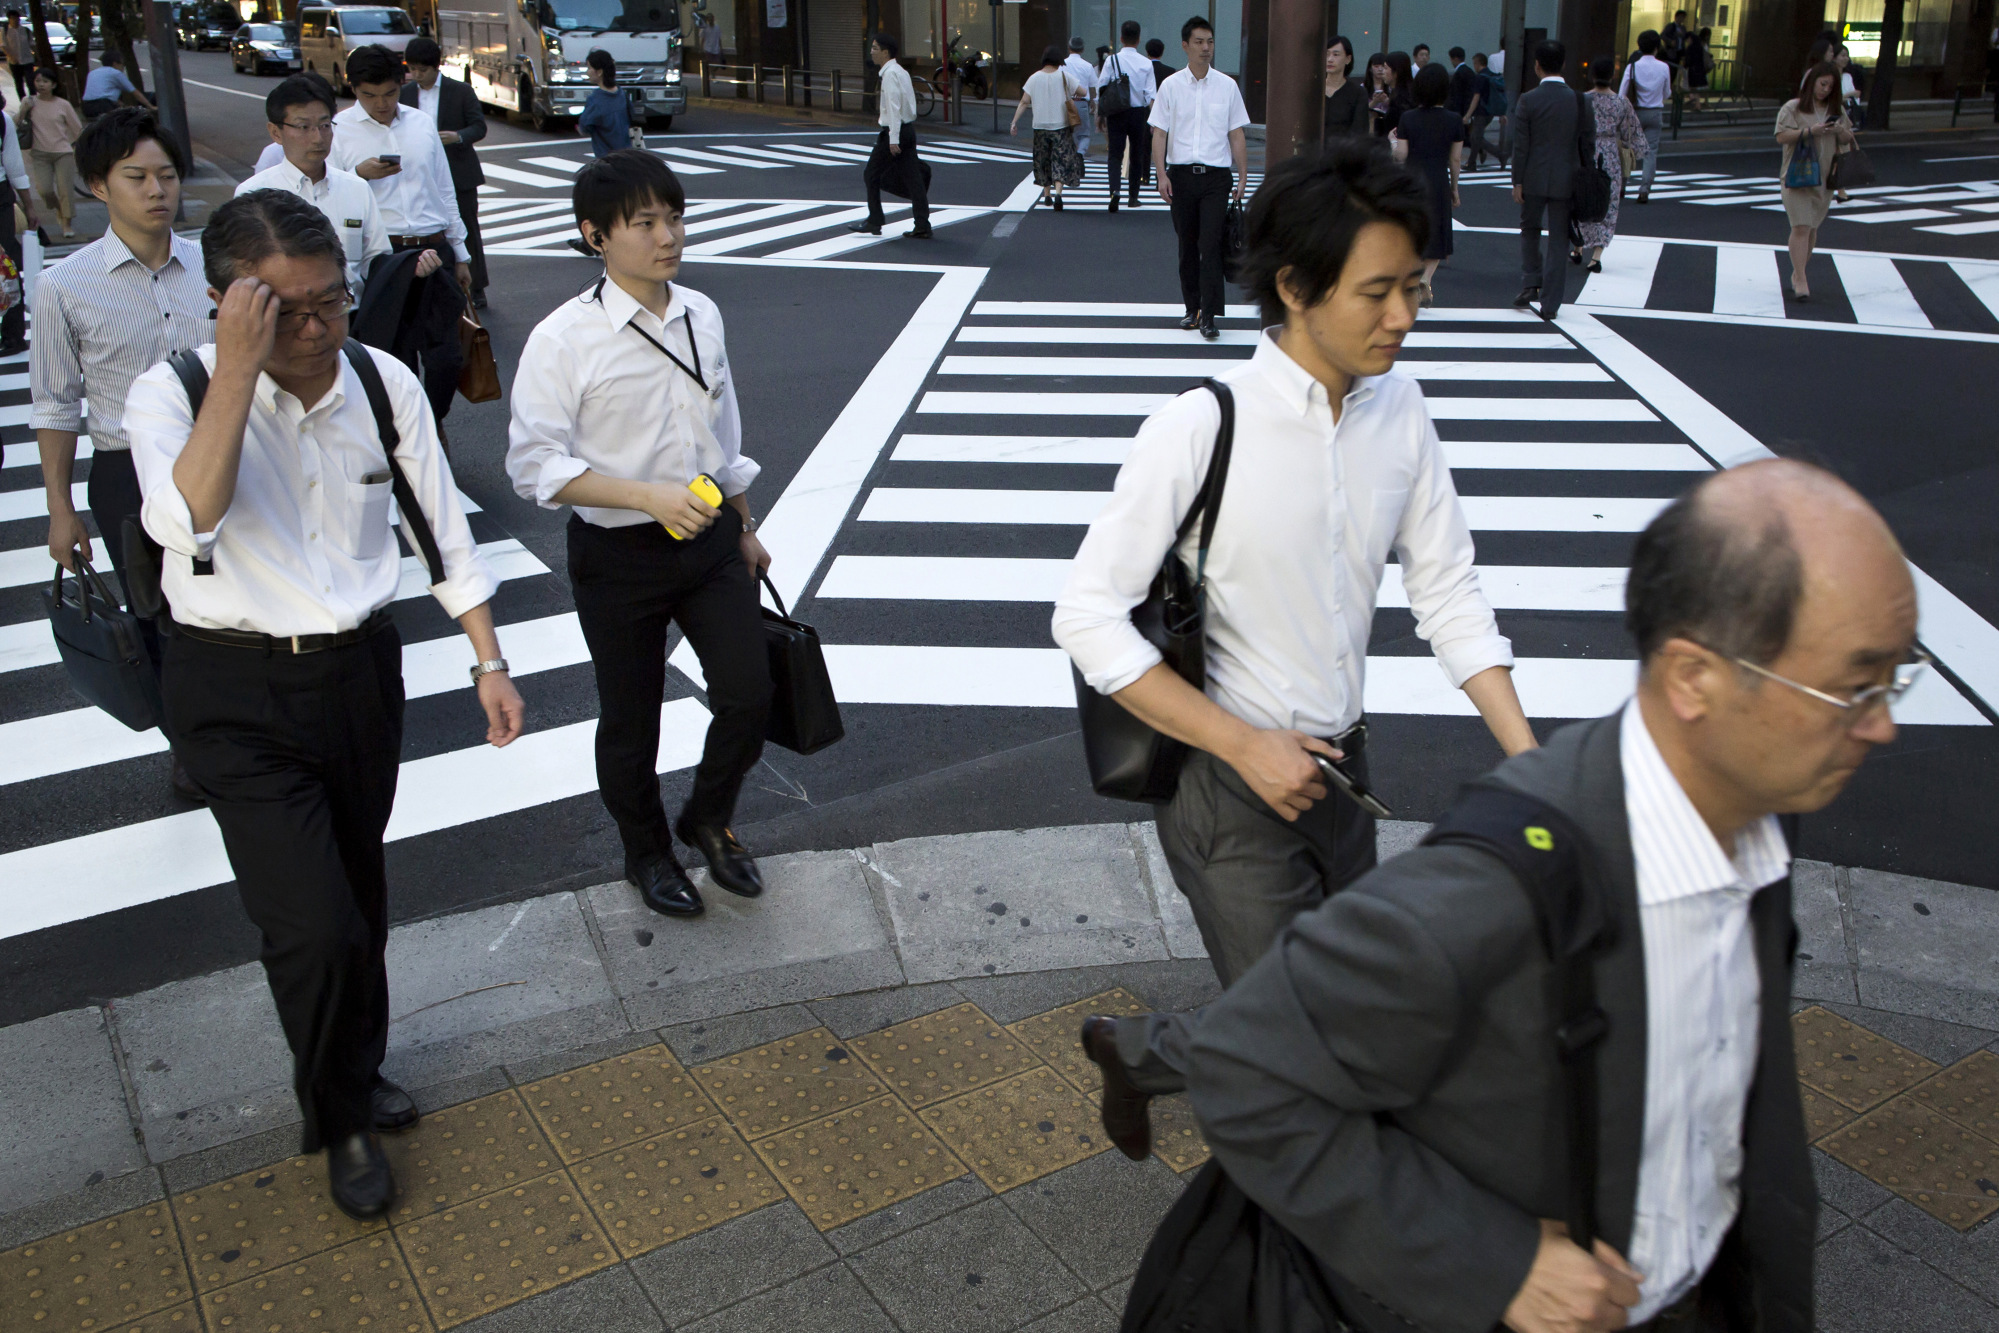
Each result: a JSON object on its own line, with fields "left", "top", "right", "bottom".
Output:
{"left": 469, "top": 658, "right": 510, "bottom": 683}
{"left": 742, "top": 513, "right": 759, "bottom": 533}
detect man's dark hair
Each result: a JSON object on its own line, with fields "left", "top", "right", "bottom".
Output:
{"left": 1181, "top": 14, "right": 1212, "bottom": 42}
{"left": 1638, "top": 29, "right": 1661, "bottom": 55}
{"left": 1038, "top": 44, "right": 1062, "bottom": 68}
{"left": 202, "top": 189, "right": 347, "bottom": 289}
{"left": 266, "top": 72, "right": 335, "bottom": 124}
{"left": 1534, "top": 38, "right": 1565, "bottom": 74}
{"left": 345, "top": 43, "right": 403, "bottom": 88}
{"left": 404, "top": 35, "right": 441, "bottom": 66}
{"left": 1473, "top": 52, "right": 1487, "bottom": 66}
{"left": 1412, "top": 61, "right": 1449, "bottom": 107}
{"left": 1146, "top": 37, "right": 1164, "bottom": 57}
{"left": 871, "top": 31, "right": 897, "bottom": 58}
{"left": 1448, "top": 46, "right": 1465, "bottom": 61}
{"left": 99, "top": 47, "right": 123, "bottom": 67}
{"left": 573, "top": 148, "right": 685, "bottom": 243}
{"left": 1626, "top": 478, "right": 1805, "bottom": 668}
{"left": 587, "top": 47, "right": 616, "bottom": 80}
{"left": 76, "top": 107, "right": 187, "bottom": 185}
{"left": 1234, "top": 139, "right": 1428, "bottom": 325}
{"left": 1590, "top": 57, "right": 1614, "bottom": 87}
{"left": 1121, "top": 19, "right": 1139, "bottom": 43}
{"left": 1413, "top": 43, "right": 1429, "bottom": 56}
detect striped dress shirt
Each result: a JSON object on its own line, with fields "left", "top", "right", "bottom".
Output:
{"left": 1618, "top": 698, "right": 1792, "bottom": 1322}
{"left": 29, "top": 230, "right": 212, "bottom": 451}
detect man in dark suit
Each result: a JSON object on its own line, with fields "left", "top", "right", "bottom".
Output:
{"left": 1509, "top": 39, "right": 1594, "bottom": 319}
{"left": 401, "top": 38, "right": 490, "bottom": 308}
{"left": 1096, "top": 459, "right": 1923, "bottom": 1332}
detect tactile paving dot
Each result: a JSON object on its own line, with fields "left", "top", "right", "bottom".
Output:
{"left": 176, "top": 1155, "right": 386, "bottom": 1292}
{"left": 690, "top": 1027, "right": 888, "bottom": 1140}
{"left": 200, "top": 1233, "right": 429, "bottom": 1332}
{"left": 752, "top": 1094, "right": 967, "bottom": 1230}
{"left": 1800, "top": 1085, "right": 1861, "bottom": 1144}
{"left": 1821, "top": 1095, "right": 1999, "bottom": 1231}
{"left": 1908, "top": 1049, "right": 1999, "bottom": 1139}
{"left": 1791, "top": 1006, "right": 1938, "bottom": 1112}
{"left": 1007, "top": 988, "right": 1152, "bottom": 1096}
{"left": 921, "top": 1066, "right": 1110, "bottom": 1191}
{"left": 520, "top": 1044, "right": 719, "bottom": 1162}
{"left": 395, "top": 1170, "right": 615, "bottom": 1329}
{"left": 1149, "top": 1094, "right": 1212, "bottom": 1173}
{"left": 848, "top": 1003, "right": 1041, "bottom": 1108}
{"left": 386, "top": 1090, "right": 563, "bottom": 1222}
{"left": 104, "top": 1301, "right": 201, "bottom": 1331}
{"left": 571, "top": 1114, "right": 783, "bottom": 1255}
{"left": 1, "top": 1203, "right": 192, "bottom": 1332}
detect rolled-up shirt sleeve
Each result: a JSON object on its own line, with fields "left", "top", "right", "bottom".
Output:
{"left": 1395, "top": 417, "right": 1513, "bottom": 687}
{"left": 1052, "top": 389, "right": 1221, "bottom": 696}
{"left": 374, "top": 347, "right": 497, "bottom": 618}
{"left": 29, "top": 277, "right": 85, "bottom": 434}
{"left": 504, "top": 324, "right": 594, "bottom": 508}
{"left": 126, "top": 360, "right": 222, "bottom": 560}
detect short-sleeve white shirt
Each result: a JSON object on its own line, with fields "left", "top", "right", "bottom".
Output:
{"left": 1149, "top": 67, "right": 1251, "bottom": 166}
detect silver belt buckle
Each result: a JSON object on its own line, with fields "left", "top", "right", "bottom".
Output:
{"left": 1189, "top": 164, "right": 1207, "bottom": 174}
{"left": 290, "top": 635, "right": 303, "bottom": 654}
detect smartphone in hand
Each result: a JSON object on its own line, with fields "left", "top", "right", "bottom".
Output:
{"left": 377, "top": 154, "right": 401, "bottom": 165}
{"left": 1314, "top": 753, "right": 1395, "bottom": 819}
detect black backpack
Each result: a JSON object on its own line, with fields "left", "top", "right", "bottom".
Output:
{"left": 1119, "top": 783, "right": 1612, "bottom": 1333}
{"left": 122, "top": 341, "right": 446, "bottom": 620}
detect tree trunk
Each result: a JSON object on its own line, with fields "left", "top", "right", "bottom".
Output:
{"left": 1865, "top": 0, "right": 1905, "bottom": 130}
{"left": 101, "top": 0, "right": 145, "bottom": 97}
{"left": 70, "top": 1, "right": 94, "bottom": 99}
{"left": 26, "top": 0, "right": 76, "bottom": 105}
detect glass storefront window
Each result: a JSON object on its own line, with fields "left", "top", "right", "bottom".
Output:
{"left": 1831, "top": 0, "right": 1952, "bottom": 68}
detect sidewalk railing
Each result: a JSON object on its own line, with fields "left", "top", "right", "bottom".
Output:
{"left": 691, "top": 58, "right": 994, "bottom": 124}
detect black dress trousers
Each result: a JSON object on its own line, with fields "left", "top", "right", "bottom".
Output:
{"left": 1519, "top": 192, "right": 1574, "bottom": 318}
{"left": 162, "top": 624, "right": 405, "bottom": 1152}
{"left": 567, "top": 507, "right": 771, "bottom": 865}
{"left": 1167, "top": 164, "right": 1231, "bottom": 319}
{"left": 1104, "top": 106, "right": 1152, "bottom": 202}
{"left": 862, "top": 125, "right": 930, "bottom": 229}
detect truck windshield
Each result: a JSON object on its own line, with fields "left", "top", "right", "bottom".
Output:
{"left": 338, "top": 9, "right": 416, "bottom": 34}
{"left": 538, "top": 0, "right": 679, "bottom": 33}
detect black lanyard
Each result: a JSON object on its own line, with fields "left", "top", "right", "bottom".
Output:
{"left": 629, "top": 308, "right": 707, "bottom": 392}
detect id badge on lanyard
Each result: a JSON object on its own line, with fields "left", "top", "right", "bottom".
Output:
{"left": 630, "top": 308, "right": 726, "bottom": 401}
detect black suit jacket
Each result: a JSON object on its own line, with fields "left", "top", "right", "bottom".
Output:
{"left": 400, "top": 76, "right": 486, "bottom": 191}
{"left": 1184, "top": 714, "right": 1815, "bottom": 1333}
{"left": 1509, "top": 76, "right": 1595, "bottom": 199}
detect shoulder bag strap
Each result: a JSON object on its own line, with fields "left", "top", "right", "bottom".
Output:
{"left": 164, "top": 349, "right": 215, "bottom": 577}
{"left": 1169, "top": 379, "right": 1235, "bottom": 584}
{"left": 342, "top": 341, "right": 447, "bottom": 587}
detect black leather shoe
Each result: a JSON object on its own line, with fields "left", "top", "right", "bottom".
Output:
{"left": 846, "top": 220, "right": 882, "bottom": 235}
{"left": 628, "top": 857, "right": 705, "bottom": 917}
{"left": 1513, "top": 286, "right": 1540, "bottom": 309}
{"left": 675, "top": 821, "right": 764, "bottom": 898}
{"left": 1081, "top": 1016, "right": 1152, "bottom": 1161}
{"left": 908, "top": 226, "right": 934, "bottom": 238}
{"left": 326, "top": 1133, "right": 395, "bottom": 1220}
{"left": 1177, "top": 311, "right": 1201, "bottom": 330}
{"left": 471, "top": 290, "right": 488, "bottom": 309}
{"left": 170, "top": 753, "right": 206, "bottom": 803}
{"left": 1107, "top": 199, "right": 1118, "bottom": 212}
{"left": 370, "top": 1081, "right": 419, "bottom": 1133}
{"left": 1198, "top": 317, "right": 1219, "bottom": 341}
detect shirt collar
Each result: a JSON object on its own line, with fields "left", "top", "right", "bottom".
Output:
{"left": 252, "top": 358, "right": 349, "bottom": 418}
{"left": 100, "top": 227, "right": 198, "bottom": 275}
{"left": 1540, "top": 74, "right": 1567, "bottom": 83}
{"left": 1249, "top": 329, "right": 1377, "bottom": 418}
{"left": 1620, "top": 698, "right": 1792, "bottom": 906}
{"left": 596, "top": 276, "right": 684, "bottom": 332}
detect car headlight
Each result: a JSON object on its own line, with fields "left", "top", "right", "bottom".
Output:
{"left": 665, "top": 68, "right": 680, "bottom": 83}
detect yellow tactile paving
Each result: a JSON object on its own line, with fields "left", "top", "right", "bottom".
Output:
{"left": 386, "top": 1089, "right": 564, "bottom": 1223}
{"left": 104, "top": 1301, "right": 201, "bottom": 1332}
{"left": 689, "top": 1027, "right": 889, "bottom": 1140}
{"left": 1791, "top": 1006, "right": 1938, "bottom": 1112}
{"left": 1800, "top": 1085, "right": 1861, "bottom": 1143}
{"left": 753, "top": 1094, "right": 967, "bottom": 1230}
{"left": 519, "top": 1044, "right": 720, "bottom": 1163}
{"left": 1, "top": 1202, "right": 192, "bottom": 1333}
{"left": 1007, "top": 988, "right": 1152, "bottom": 1097}
{"left": 1820, "top": 1095, "right": 1999, "bottom": 1231}
{"left": 200, "top": 1232, "right": 430, "bottom": 1332}
{"left": 572, "top": 1114, "right": 784, "bottom": 1256}
{"left": 1908, "top": 1049, "right": 1999, "bottom": 1139}
{"left": 176, "top": 1155, "right": 386, "bottom": 1293}
{"left": 848, "top": 1002, "right": 1042, "bottom": 1108}
{"left": 1149, "top": 1094, "right": 1212, "bottom": 1173}
{"left": 395, "top": 1169, "right": 616, "bottom": 1329}
{"left": 922, "top": 1066, "right": 1111, "bottom": 1192}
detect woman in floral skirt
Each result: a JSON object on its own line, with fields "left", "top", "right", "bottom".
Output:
{"left": 1571, "top": 58, "right": 1650, "bottom": 273}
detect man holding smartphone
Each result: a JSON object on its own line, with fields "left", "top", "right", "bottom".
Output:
{"left": 1054, "top": 143, "right": 1537, "bottom": 1127}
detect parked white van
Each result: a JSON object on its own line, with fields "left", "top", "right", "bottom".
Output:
{"left": 298, "top": 4, "right": 419, "bottom": 92}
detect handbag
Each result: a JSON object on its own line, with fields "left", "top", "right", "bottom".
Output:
{"left": 1099, "top": 50, "right": 1133, "bottom": 117}
{"left": 1064, "top": 96, "right": 1082, "bottom": 128}
{"left": 1827, "top": 141, "right": 1873, "bottom": 191}
{"left": 42, "top": 559, "right": 164, "bottom": 731}
{"left": 1569, "top": 90, "right": 1613, "bottom": 223}
{"left": 1224, "top": 201, "right": 1247, "bottom": 264}
{"left": 1783, "top": 121, "right": 1824, "bottom": 189}
{"left": 1073, "top": 380, "right": 1234, "bottom": 803}
{"left": 760, "top": 573, "right": 844, "bottom": 754}
{"left": 457, "top": 310, "right": 502, "bottom": 403}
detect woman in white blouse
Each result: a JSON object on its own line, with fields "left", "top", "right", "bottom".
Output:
{"left": 1010, "top": 45, "right": 1085, "bottom": 209}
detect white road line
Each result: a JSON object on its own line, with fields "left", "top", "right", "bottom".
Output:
{"left": 954, "top": 324, "right": 1261, "bottom": 346}
{"left": 1455, "top": 496, "right": 1671, "bottom": 531}
{"left": 711, "top": 144, "right": 844, "bottom": 165}
{"left": 1577, "top": 238, "right": 1664, "bottom": 308}
{"left": 1714, "top": 245, "right": 1786, "bottom": 318}
{"left": 771, "top": 207, "right": 991, "bottom": 259}
{"left": 478, "top": 162, "right": 578, "bottom": 189}
{"left": 520, "top": 156, "right": 584, "bottom": 174}
{"left": 854, "top": 487, "right": 1670, "bottom": 531}
{"left": 0, "top": 370, "right": 28, "bottom": 392}
{"left": 1441, "top": 441, "right": 1712, "bottom": 470}
{"left": 1830, "top": 253, "right": 1931, "bottom": 329}
{"left": 1921, "top": 218, "right": 1999, "bottom": 236}
{"left": 480, "top": 211, "right": 588, "bottom": 241}
{"left": 891, "top": 434, "right": 1135, "bottom": 464}
{"left": 685, "top": 201, "right": 826, "bottom": 235}
{"left": 0, "top": 698, "right": 715, "bottom": 941}
{"left": 0, "top": 617, "right": 56, "bottom": 673}
{"left": 971, "top": 301, "right": 1262, "bottom": 318}
{"left": 934, "top": 355, "right": 1607, "bottom": 382}
{"left": 0, "top": 482, "right": 83, "bottom": 522}
{"left": 913, "top": 390, "right": 1655, "bottom": 420}
{"left": 4, "top": 437, "right": 90, "bottom": 470}
{"left": 651, "top": 144, "right": 786, "bottom": 169}
{"left": 1948, "top": 260, "right": 1999, "bottom": 321}
{"left": 181, "top": 77, "right": 266, "bottom": 100}
{"left": 476, "top": 200, "right": 573, "bottom": 225}
{"left": 684, "top": 206, "right": 876, "bottom": 254}
{"left": 1834, "top": 208, "right": 1958, "bottom": 224}
{"left": 641, "top": 154, "right": 725, "bottom": 175}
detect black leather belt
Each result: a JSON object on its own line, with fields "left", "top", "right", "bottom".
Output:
{"left": 390, "top": 232, "right": 448, "bottom": 251}
{"left": 173, "top": 608, "right": 393, "bottom": 654}
{"left": 1170, "top": 163, "right": 1228, "bottom": 174}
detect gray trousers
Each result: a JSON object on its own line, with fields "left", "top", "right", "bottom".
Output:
{"left": 1635, "top": 106, "right": 1663, "bottom": 197}
{"left": 1114, "top": 747, "right": 1377, "bottom": 1093}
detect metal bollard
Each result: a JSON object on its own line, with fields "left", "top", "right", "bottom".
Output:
{"left": 701, "top": 58, "right": 710, "bottom": 99}
{"left": 951, "top": 70, "right": 961, "bottom": 125}
{"left": 833, "top": 69, "right": 842, "bottom": 112}
{"left": 783, "top": 65, "right": 793, "bottom": 106}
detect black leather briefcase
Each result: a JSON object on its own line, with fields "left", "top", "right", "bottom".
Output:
{"left": 43, "top": 559, "right": 163, "bottom": 731}
{"left": 760, "top": 573, "right": 844, "bottom": 755}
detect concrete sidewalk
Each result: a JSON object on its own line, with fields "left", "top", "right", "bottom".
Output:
{"left": 4, "top": 821, "right": 1998, "bottom": 1332}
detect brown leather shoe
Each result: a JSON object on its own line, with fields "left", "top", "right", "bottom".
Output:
{"left": 1081, "top": 1015, "right": 1152, "bottom": 1161}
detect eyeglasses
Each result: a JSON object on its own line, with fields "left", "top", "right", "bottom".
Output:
{"left": 1719, "top": 646, "right": 1932, "bottom": 715}
{"left": 279, "top": 119, "right": 335, "bottom": 134}
{"left": 275, "top": 289, "right": 353, "bottom": 332}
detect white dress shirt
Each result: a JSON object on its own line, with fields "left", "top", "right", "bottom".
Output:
{"left": 1, "top": 109, "right": 28, "bottom": 190}
{"left": 125, "top": 342, "right": 497, "bottom": 634}
{"left": 506, "top": 278, "right": 759, "bottom": 529}
{"left": 1149, "top": 66, "right": 1251, "bottom": 166}
{"left": 1101, "top": 46, "right": 1157, "bottom": 108}
{"left": 255, "top": 141, "right": 286, "bottom": 173}
{"left": 237, "top": 159, "right": 391, "bottom": 290}
{"left": 1054, "top": 332, "right": 1511, "bottom": 737}
{"left": 1620, "top": 54, "right": 1672, "bottom": 108}
{"left": 1063, "top": 51, "right": 1097, "bottom": 107}
{"left": 327, "top": 102, "right": 469, "bottom": 261}
{"left": 1618, "top": 699, "right": 1791, "bottom": 1323}
{"left": 417, "top": 81, "right": 440, "bottom": 121}
{"left": 877, "top": 58, "right": 917, "bottom": 136}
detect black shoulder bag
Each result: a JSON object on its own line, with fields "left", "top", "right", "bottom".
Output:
{"left": 1570, "top": 88, "right": 1614, "bottom": 224}
{"left": 759, "top": 573, "right": 845, "bottom": 755}
{"left": 1073, "top": 380, "right": 1234, "bottom": 803}
{"left": 1099, "top": 51, "right": 1134, "bottom": 117}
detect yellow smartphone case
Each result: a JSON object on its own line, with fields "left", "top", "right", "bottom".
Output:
{"left": 669, "top": 474, "right": 726, "bottom": 539}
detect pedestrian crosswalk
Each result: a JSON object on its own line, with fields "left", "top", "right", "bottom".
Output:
{"left": 479, "top": 194, "right": 994, "bottom": 259}
{"left": 1009, "top": 170, "right": 1266, "bottom": 211}
{"left": 475, "top": 136, "right": 1031, "bottom": 188}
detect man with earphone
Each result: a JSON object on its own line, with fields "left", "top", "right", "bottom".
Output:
{"left": 505, "top": 149, "right": 773, "bottom": 920}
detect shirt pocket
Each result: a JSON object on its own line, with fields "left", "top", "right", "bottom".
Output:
{"left": 1363, "top": 486, "right": 1410, "bottom": 566}
{"left": 332, "top": 451, "right": 395, "bottom": 561}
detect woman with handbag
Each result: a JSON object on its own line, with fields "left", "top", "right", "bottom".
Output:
{"left": 1571, "top": 59, "right": 1648, "bottom": 273}
{"left": 1776, "top": 63, "right": 1854, "bottom": 302}
{"left": 1011, "top": 46, "right": 1083, "bottom": 210}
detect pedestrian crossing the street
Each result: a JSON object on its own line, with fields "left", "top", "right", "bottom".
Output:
{"left": 478, "top": 194, "right": 994, "bottom": 258}
{"left": 475, "top": 136, "right": 1031, "bottom": 189}
{"left": 1006, "top": 170, "right": 1266, "bottom": 211}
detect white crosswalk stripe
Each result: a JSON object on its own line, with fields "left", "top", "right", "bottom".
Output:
{"left": 473, "top": 138, "right": 1030, "bottom": 190}
{"left": 1465, "top": 166, "right": 1999, "bottom": 234}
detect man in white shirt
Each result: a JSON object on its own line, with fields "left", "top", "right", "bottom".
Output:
{"left": 1057, "top": 145, "right": 1536, "bottom": 1012}
{"left": 847, "top": 32, "right": 931, "bottom": 238}
{"left": 1619, "top": 29, "right": 1672, "bottom": 201}
{"left": 1098, "top": 20, "right": 1156, "bottom": 211}
{"left": 328, "top": 43, "right": 472, "bottom": 295}
{"left": 1148, "top": 15, "right": 1251, "bottom": 339}
{"left": 238, "top": 74, "right": 392, "bottom": 291}
{"left": 125, "top": 190, "right": 525, "bottom": 1222}
{"left": 1063, "top": 36, "right": 1097, "bottom": 162}
{"left": 508, "top": 151, "right": 773, "bottom": 921}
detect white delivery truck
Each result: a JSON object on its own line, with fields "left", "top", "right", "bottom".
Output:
{"left": 437, "top": 0, "right": 686, "bottom": 133}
